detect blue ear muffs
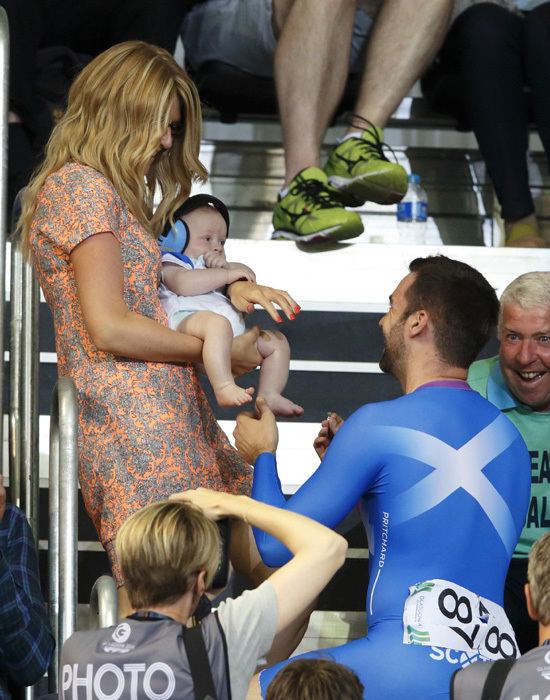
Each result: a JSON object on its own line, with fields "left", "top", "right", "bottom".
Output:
{"left": 158, "top": 194, "right": 230, "bottom": 254}
{"left": 158, "top": 218, "right": 190, "bottom": 253}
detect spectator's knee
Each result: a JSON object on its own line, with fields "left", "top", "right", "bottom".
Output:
{"left": 454, "top": 3, "right": 514, "bottom": 59}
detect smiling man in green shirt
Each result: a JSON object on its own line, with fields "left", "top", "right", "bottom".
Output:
{"left": 468, "top": 271, "right": 550, "bottom": 654}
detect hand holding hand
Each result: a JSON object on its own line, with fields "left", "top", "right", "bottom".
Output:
{"left": 226, "top": 267, "right": 254, "bottom": 285}
{"left": 313, "top": 412, "right": 344, "bottom": 460}
{"left": 234, "top": 396, "right": 279, "bottom": 464}
{"left": 203, "top": 250, "right": 228, "bottom": 269}
{"left": 227, "top": 262, "right": 256, "bottom": 283}
{"left": 227, "top": 281, "right": 301, "bottom": 323}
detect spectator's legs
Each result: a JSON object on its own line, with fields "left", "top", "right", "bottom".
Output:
{"left": 272, "top": 0, "right": 356, "bottom": 185}
{"left": 524, "top": 4, "right": 550, "bottom": 174}
{"left": 324, "top": 0, "right": 451, "bottom": 209}
{"left": 351, "top": 0, "right": 452, "bottom": 131}
{"left": 270, "top": 0, "right": 363, "bottom": 242}
{"left": 451, "top": 5, "right": 545, "bottom": 246}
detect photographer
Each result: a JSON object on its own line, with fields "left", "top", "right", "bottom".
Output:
{"left": 59, "top": 474, "right": 347, "bottom": 700}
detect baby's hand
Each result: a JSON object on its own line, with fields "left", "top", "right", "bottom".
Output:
{"left": 226, "top": 267, "right": 254, "bottom": 285}
{"left": 204, "top": 250, "right": 228, "bottom": 269}
{"left": 227, "top": 262, "right": 256, "bottom": 283}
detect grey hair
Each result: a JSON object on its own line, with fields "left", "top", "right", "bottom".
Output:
{"left": 528, "top": 532, "right": 550, "bottom": 624}
{"left": 498, "top": 272, "right": 550, "bottom": 335}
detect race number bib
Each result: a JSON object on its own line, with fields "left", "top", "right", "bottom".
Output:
{"left": 403, "top": 579, "right": 519, "bottom": 660}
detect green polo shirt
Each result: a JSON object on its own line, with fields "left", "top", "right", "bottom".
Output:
{"left": 468, "top": 356, "right": 550, "bottom": 558}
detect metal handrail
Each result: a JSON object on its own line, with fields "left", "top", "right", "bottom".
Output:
{"left": 48, "top": 377, "right": 79, "bottom": 693}
{"left": 9, "top": 233, "right": 40, "bottom": 535}
{"left": 89, "top": 576, "right": 118, "bottom": 629}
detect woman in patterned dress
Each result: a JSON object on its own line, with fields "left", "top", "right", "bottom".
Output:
{"left": 17, "top": 41, "right": 299, "bottom": 615}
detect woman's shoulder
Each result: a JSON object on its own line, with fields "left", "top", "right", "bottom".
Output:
{"left": 39, "top": 163, "right": 120, "bottom": 212}
{"left": 44, "top": 162, "right": 114, "bottom": 192}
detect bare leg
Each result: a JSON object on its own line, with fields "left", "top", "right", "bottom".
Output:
{"left": 273, "top": 0, "right": 357, "bottom": 184}
{"left": 256, "top": 331, "right": 303, "bottom": 417}
{"left": 178, "top": 311, "right": 254, "bottom": 407}
{"left": 350, "top": 0, "right": 452, "bottom": 130}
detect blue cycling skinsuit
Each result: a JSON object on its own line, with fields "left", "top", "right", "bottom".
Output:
{"left": 252, "top": 382, "right": 531, "bottom": 700}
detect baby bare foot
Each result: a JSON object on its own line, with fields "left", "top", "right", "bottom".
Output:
{"left": 260, "top": 393, "right": 304, "bottom": 417}
{"left": 215, "top": 382, "right": 254, "bottom": 408}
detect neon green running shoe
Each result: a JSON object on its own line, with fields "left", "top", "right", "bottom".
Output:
{"left": 324, "top": 122, "right": 408, "bottom": 207}
{"left": 272, "top": 167, "right": 363, "bottom": 243}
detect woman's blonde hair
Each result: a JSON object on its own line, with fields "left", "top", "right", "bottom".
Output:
{"left": 17, "top": 40, "right": 207, "bottom": 255}
{"left": 116, "top": 500, "right": 220, "bottom": 610}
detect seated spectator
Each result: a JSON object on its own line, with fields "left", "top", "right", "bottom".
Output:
{"left": 468, "top": 271, "right": 550, "bottom": 653}
{"left": 265, "top": 658, "right": 364, "bottom": 700}
{"left": 59, "top": 486, "right": 347, "bottom": 700}
{"left": 451, "top": 531, "right": 550, "bottom": 698}
{"left": 0, "top": 475, "right": 54, "bottom": 699}
{"left": 182, "top": 0, "right": 452, "bottom": 243}
{"left": 424, "top": 0, "right": 550, "bottom": 248}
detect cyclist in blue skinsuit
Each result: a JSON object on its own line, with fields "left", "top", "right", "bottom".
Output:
{"left": 234, "top": 256, "right": 531, "bottom": 700}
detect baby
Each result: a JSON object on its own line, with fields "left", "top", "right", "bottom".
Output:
{"left": 158, "top": 195, "right": 303, "bottom": 416}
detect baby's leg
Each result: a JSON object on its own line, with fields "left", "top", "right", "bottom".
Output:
{"left": 256, "top": 330, "right": 303, "bottom": 417}
{"left": 178, "top": 311, "right": 254, "bottom": 408}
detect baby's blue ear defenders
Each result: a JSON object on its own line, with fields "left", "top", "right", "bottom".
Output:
{"left": 158, "top": 194, "right": 230, "bottom": 253}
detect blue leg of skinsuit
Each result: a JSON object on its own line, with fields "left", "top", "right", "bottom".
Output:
{"left": 251, "top": 386, "right": 531, "bottom": 700}
{"left": 259, "top": 621, "right": 470, "bottom": 699}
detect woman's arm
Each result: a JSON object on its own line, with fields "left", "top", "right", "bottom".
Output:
{"left": 170, "top": 488, "right": 347, "bottom": 635}
{"left": 71, "top": 232, "right": 204, "bottom": 362}
{"left": 162, "top": 263, "right": 252, "bottom": 297}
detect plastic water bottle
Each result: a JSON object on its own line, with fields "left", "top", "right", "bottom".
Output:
{"left": 396, "top": 174, "right": 428, "bottom": 243}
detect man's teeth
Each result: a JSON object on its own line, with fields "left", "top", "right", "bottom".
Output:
{"left": 520, "top": 371, "right": 543, "bottom": 380}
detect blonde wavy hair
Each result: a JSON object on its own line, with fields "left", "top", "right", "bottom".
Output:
{"left": 17, "top": 40, "right": 207, "bottom": 255}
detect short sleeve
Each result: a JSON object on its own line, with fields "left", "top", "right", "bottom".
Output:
{"left": 35, "top": 164, "right": 123, "bottom": 255}
{"left": 215, "top": 581, "right": 278, "bottom": 695}
{"left": 161, "top": 253, "right": 193, "bottom": 270}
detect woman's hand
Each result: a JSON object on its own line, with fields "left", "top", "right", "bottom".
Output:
{"left": 227, "top": 281, "right": 300, "bottom": 323}
{"left": 313, "top": 412, "right": 344, "bottom": 460}
{"left": 230, "top": 326, "right": 263, "bottom": 377}
{"left": 233, "top": 397, "right": 279, "bottom": 464}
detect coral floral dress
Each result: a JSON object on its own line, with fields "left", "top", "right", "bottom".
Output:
{"left": 30, "top": 163, "right": 251, "bottom": 583}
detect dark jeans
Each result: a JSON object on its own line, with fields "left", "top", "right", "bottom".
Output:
{"left": 428, "top": 2, "right": 550, "bottom": 221}
{"left": 505, "top": 557, "right": 538, "bottom": 654}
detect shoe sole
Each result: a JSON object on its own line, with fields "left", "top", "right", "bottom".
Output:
{"left": 329, "top": 174, "right": 407, "bottom": 206}
{"left": 272, "top": 223, "right": 363, "bottom": 244}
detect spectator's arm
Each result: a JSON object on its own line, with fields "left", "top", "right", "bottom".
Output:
{"left": 0, "top": 505, "right": 54, "bottom": 686}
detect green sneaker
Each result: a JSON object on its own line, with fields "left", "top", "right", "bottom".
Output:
{"left": 324, "top": 123, "right": 408, "bottom": 207}
{"left": 272, "top": 167, "right": 363, "bottom": 243}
